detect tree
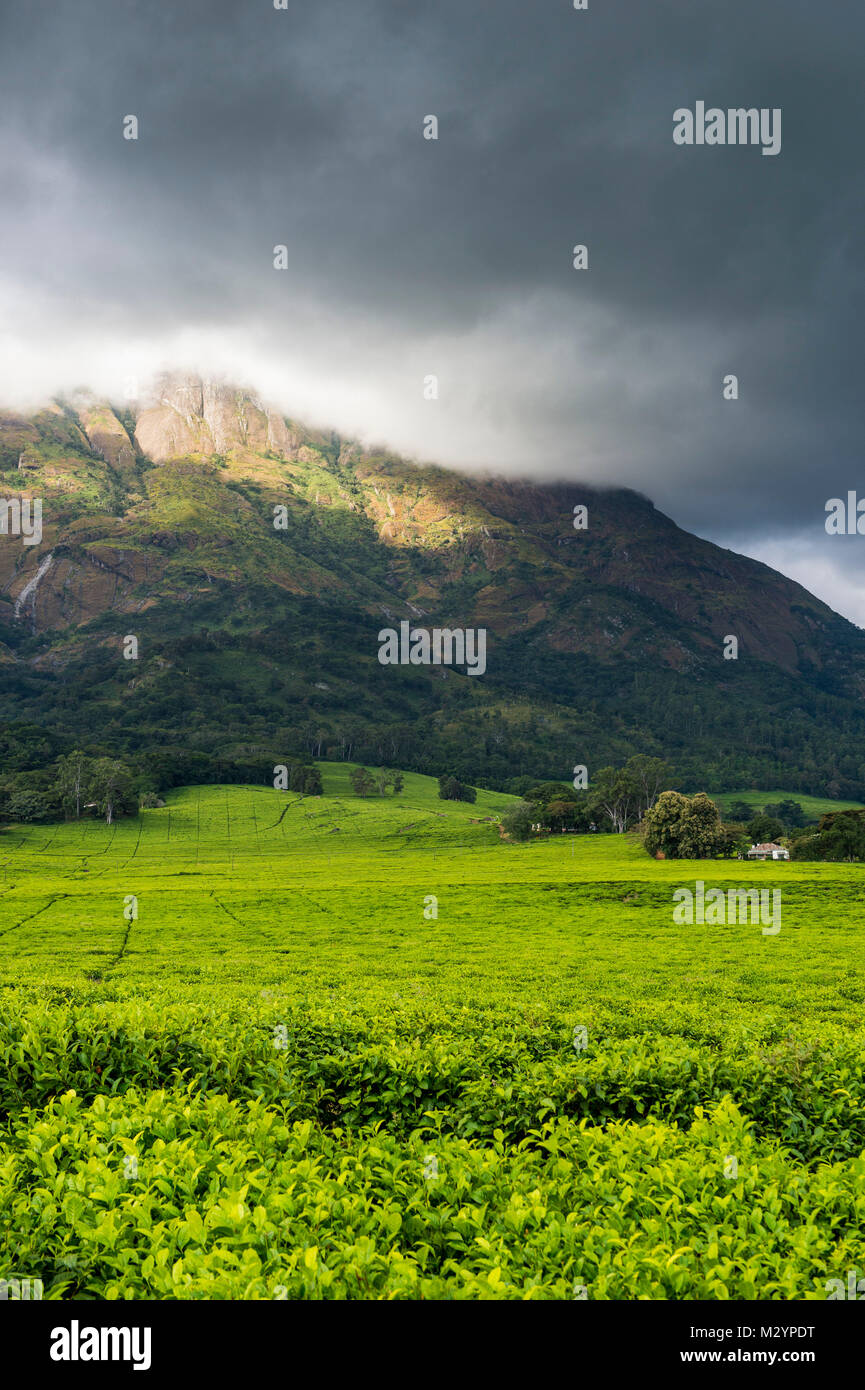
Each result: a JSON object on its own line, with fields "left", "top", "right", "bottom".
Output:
{"left": 643, "top": 790, "right": 724, "bottom": 859}
{"left": 438, "top": 774, "right": 476, "bottom": 804}
{"left": 56, "top": 750, "right": 91, "bottom": 820}
{"left": 822, "top": 813, "right": 865, "bottom": 860}
{"left": 794, "top": 810, "right": 865, "bottom": 862}
{"left": 524, "top": 782, "right": 578, "bottom": 807}
{"left": 643, "top": 790, "right": 689, "bottom": 857}
{"left": 786, "top": 824, "right": 813, "bottom": 842}
{"left": 718, "top": 823, "right": 750, "bottom": 858}
{"left": 545, "top": 798, "right": 577, "bottom": 832}
{"left": 728, "top": 800, "right": 754, "bottom": 824}
{"left": 522, "top": 781, "right": 595, "bottom": 833}
{"left": 677, "top": 793, "right": 725, "bottom": 858}
{"left": 287, "top": 763, "right": 322, "bottom": 795}
{"left": 349, "top": 766, "right": 376, "bottom": 798}
{"left": 764, "top": 799, "right": 805, "bottom": 828}
{"left": 590, "top": 765, "right": 638, "bottom": 834}
{"left": 88, "top": 758, "right": 135, "bottom": 825}
{"left": 791, "top": 834, "right": 825, "bottom": 861}
{"left": 587, "top": 756, "right": 671, "bottom": 833}
{"left": 626, "top": 755, "right": 671, "bottom": 820}
{"left": 4, "top": 790, "right": 54, "bottom": 823}
{"left": 817, "top": 808, "right": 865, "bottom": 833}
{"left": 506, "top": 775, "right": 537, "bottom": 797}
{"left": 288, "top": 764, "right": 305, "bottom": 792}
{"left": 747, "top": 813, "right": 784, "bottom": 844}
{"left": 301, "top": 766, "right": 323, "bottom": 796}
{"left": 501, "top": 801, "right": 534, "bottom": 841}
{"left": 391, "top": 772, "right": 404, "bottom": 794}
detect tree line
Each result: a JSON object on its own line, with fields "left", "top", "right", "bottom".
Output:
{"left": 0, "top": 749, "right": 324, "bottom": 825}
{"left": 499, "top": 756, "right": 865, "bottom": 862}
{"left": 501, "top": 756, "right": 670, "bottom": 840}
{"left": 1, "top": 752, "right": 139, "bottom": 826}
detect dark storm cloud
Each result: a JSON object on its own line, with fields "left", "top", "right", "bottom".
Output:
{"left": 1, "top": 0, "right": 863, "bottom": 617}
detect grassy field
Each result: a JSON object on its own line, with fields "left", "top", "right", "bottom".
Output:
{"left": 1, "top": 765, "right": 864, "bottom": 1300}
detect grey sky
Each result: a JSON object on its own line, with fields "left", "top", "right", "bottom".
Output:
{"left": 1, "top": 0, "right": 863, "bottom": 619}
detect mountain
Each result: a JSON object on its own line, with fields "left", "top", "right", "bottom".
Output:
{"left": 1, "top": 373, "right": 864, "bottom": 797}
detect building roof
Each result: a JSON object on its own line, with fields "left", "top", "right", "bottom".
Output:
{"left": 749, "top": 842, "right": 786, "bottom": 853}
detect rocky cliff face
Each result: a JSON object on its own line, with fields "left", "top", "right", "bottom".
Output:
{"left": 132, "top": 375, "right": 298, "bottom": 464}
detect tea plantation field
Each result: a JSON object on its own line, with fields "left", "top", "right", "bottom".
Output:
{"left": 1, "top": 765, "right": 864, "bottom": 1300}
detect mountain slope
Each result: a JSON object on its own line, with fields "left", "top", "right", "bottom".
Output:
{"left": 1, "top": 374, "right": 863, "bottom": 797}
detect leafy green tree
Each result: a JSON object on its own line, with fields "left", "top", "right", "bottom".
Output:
{"left": 643, "top": 790, "right": 724, "bottom": 858}
{"left": 522, "top": 781, "right": 599, "bottom": 833}
{"left": 764, "top": 800, "right": 805, "bottom": 828}
{"left": 747, "top": 814, "right": 784, "bottom": 844}
{"left": 590, "top": 766, "right": 638, "bottom": 834}
{"left": 643, "top": 790, "right": 690, "bottom": 857}
{"left": 501, "top": 801, "right": 534, "bottom": 841}
{"left": 678, "top": 793, "right": 726, "bottom": 858}
{"left": 790, "top": 811, "right": 865, "bottom": 860}
{"left": 817, "top": 808, "right": 865, "bottom": 833}
{"left": 438, "top": 774, "right": 476, "bottom": 804}
{"left": 349, "top": 766, "right": 376, "bottom": 797}
{"left": 813, "top": 811, "right": 865, "bottom": 861}
{"left": 728, "top": 800, "right": 754, "bottom": 823}
{"left": 288, "top": 763, "right": 321, "bottom": 793}
{"left": 786, "top": 824, "right": 813, "bottom": 842}
{"left": 791, "top": 834, "right": 825, "bottom": 861}
{"left": 626, "top": 755, "right": 671, "bottom": 820}
{"left": 4, "top": 790, "right": 55, "bottom": 823}
{"left": 88, "top": 758, "right": 135, "bottom": 825}
{"left": 524, "top": 782, "right": 578, "bottom": 807}
{"left": 586, "top": 756, "right": 671, "bottom": 834}
{"left": 545, "top": 798, "right": 577, "bottom": 832}
{"left": 505, "top": 776, "right": 537, "bottom": 797}
{"left": 301, "top": 767, "right": 323, "bottom": 796}
{"left": 718, "top": 823, "right": 750, "bottom": 858}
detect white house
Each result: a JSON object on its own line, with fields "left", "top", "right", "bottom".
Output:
{"left": 747, "top": 842, "right": 789, "bottom": 861}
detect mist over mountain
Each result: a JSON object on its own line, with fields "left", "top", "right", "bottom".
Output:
{"left": 2, "top": 374, "right": 864, "bottom": 798}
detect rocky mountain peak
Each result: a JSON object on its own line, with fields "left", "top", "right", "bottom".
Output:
{"left": 133, "top": 372, "right": 294, "bottom": 463}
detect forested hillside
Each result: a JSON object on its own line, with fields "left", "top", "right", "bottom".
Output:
{"left": 1, "top": 375, "right": 864, "bottom": 797}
